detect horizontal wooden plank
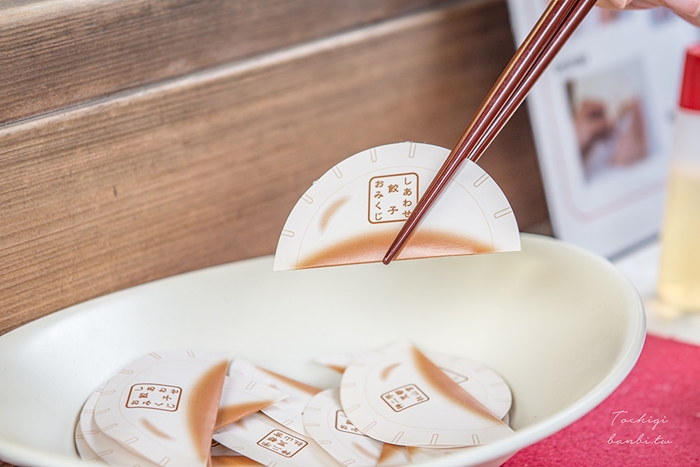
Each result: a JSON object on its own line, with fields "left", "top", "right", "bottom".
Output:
{"left": 0, "top": 0, "right": 457, "bottom": 125}
{"left": 0, "top": 0, "right": 547, "bottom": 336}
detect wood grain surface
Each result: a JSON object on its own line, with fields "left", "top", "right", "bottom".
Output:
{"left": 0, "top": 0, "right": 455, "bottom": 125}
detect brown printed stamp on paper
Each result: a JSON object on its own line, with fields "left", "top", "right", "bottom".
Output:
{"left": 126, "top": 384, "right": 182, "bottom": 412}
{"left": 381, "top": 384, "right": 429, "bottom": 412}
{"left": 368, "top": 173, "right": 419, "bottom": 224}
{"left": 257, "top": 430, "right": 308, "bottom": 458}
{"left": 335, "top": 409, "right": 363, "bottom": 435}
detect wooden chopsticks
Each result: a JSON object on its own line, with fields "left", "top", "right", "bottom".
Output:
{"left": 382, "top": 0, "right": 597, "bottom": 264}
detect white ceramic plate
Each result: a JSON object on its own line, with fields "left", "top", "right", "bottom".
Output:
{"left": 0, "top": 234, "right": 645, "bottom": 467}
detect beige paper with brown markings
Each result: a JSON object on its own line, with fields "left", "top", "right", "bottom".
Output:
{"left": 274, "top": 142, "right": 520, "bottom": 270}
{"left": 339, "top": 341, "right": 514, "bottom": 447}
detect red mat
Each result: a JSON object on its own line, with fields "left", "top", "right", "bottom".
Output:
{"left": 503, "top": 334, "right": 700, "bottom": 467}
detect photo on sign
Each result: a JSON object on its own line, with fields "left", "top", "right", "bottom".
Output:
{"left": 565, "top": 59, "right": 656, "bottom": 183}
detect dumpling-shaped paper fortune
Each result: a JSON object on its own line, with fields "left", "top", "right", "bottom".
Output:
{"left": 315, "top": 348, "right": 513, "bottom": 420}
{"left": 78, "top": 388, "right": 160, "bottom": 467}
{"left": 274, "top": 142, "right": 520, "bottom": 270}
{"left": 213, "top": 412, "right": 345, "bottom": 467}
{"left": 227, "top": 358, "right": 321, "bottom": 435}
{"left": 215, "top": 372, "right": 289, "bottom": 430}
{"left": 302, "top": 388, "right": 383, "bottom": 467}
{"left": 339, "top": 341, "right": 514, "bottom": 447}
{"left": 92, "top": 350, "right": 229, "bottom": 467}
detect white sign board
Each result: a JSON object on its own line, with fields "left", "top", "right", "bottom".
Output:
{"left": 507, "top": 1, "right": 699, "bottom": 257}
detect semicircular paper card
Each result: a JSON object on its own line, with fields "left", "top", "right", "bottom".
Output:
{"left": 302, "top": 388, "right": 383, "bottom": 467}
{"left": 274, "top": 142, "right": 519, "bottom": 270}
{"left": 314, "top": 349, "right": 512, "bottom": 420}
{"left": 92, "top": 350, "right": 229, "bottom": 467}
{"left": 338, "top": 341, "right": 514, "bottom": 447}
{"left": 78, "top": 388, "right": 160, "bottom": 467}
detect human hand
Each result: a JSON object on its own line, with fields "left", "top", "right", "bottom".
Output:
{"left": 596, "top": 0, "right": 700, "bottom": 27}
{"left": 573, "top": 100, "right": 614, "bottom": 160}
{"left": 609, "top": 98, "right": 647, "bottom": 166}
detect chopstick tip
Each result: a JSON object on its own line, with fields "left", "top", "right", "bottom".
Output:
{"left": 382, "top": 251, "right": 394, "bottom": 265}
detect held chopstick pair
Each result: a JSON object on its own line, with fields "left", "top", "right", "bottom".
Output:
{"left": 382, "top": 0, "right": 597, "bottom": 265}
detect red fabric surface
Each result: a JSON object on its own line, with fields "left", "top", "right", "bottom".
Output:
{"left": 503, "top": 334, "right": 700, "bottom": 467}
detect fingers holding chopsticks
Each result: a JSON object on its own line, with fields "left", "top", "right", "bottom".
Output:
{"left": 596, "top": 0, "right": 700, "bottom": 26}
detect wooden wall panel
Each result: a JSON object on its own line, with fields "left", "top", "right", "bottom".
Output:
{"left": 0, "top": 0, "right": 455, "bottom": 124}
{"left": 0, "top": 0, "right": 548, "bottom": 335}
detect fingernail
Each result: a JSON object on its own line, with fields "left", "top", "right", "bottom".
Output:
{"left": 666, "top": 0, "right": 700, "bottom": 16}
